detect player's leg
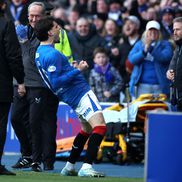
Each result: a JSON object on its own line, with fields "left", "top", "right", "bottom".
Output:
{"left": 61, "top": 121, "right": 91, "bottom": 176}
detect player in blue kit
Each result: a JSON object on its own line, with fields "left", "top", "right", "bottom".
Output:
{"left": 34, "top": 16, "right": 106, "bottom": 177}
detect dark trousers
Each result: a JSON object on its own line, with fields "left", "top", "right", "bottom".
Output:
{"left": 11, "top": 86, "right": 58, "bottom": 164}
{"left": 42, "top": 90, "right": 59, "bottom": 165}
{"left": 11, "top": 87, "right": 32, "bottom": 157}
{"left": 0, "top": 102, "right": 11, "bottom": 163}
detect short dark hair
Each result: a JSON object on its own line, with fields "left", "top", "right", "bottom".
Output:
{"left": 34, "top": 16, "right": 55, "bottom": 41}
{"left": 93, "top": 47, "right": 108, "bottom": 58}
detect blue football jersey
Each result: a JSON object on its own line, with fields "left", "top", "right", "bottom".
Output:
{"left": 35, "top": 44, "right": 90, "bottom": 109}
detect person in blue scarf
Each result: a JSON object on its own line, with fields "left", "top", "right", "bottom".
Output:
{"left": 89, "top": 47, "right": 123, "bottom": 102}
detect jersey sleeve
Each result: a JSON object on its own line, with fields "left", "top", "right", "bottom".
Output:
{"left": 46, "top": 51, "right": 81, "bottom": 90}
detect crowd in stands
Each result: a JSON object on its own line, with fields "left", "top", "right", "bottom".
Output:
{"left": 4, "top": 0, "right": 182, "bottom": 102}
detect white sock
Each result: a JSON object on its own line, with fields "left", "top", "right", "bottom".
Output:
{"left": 81, "top": 163, "right": 92, "bottom": 170}
{"left": 65, "top": 161, "right": 75, "bottom": 171}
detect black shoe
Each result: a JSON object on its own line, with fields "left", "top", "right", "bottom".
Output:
{"left": 43, "top": 163, "right": 54, "bottom": 171}
{"left": 31, "top": 162, "right": 42, "bottom": 172}
{"left": 0, "top": 165, "right": 16, "bottom": 175}
{"left": 12, "top": 156, "right": 32, "bottom": 169}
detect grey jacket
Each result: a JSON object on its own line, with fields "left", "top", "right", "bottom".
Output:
{"left": 14, "top": 25, "right": 45, "bottom": 87}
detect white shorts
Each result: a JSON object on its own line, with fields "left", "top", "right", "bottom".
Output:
{"left": 75, "top": 90, "right": 102, "bottom": 122}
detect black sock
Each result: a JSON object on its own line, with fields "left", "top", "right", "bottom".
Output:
{"left": 84, "top": 133, "right": 104, "bottom": 164}
{"left": 69, "top": 132, "right": 89, "bottom": 164}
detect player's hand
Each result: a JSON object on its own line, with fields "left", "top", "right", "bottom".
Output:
{"left": 77, "top": 60, "right": 89, "bottom": 71}
{"left": 72, "top": 60, "right": 79, "bottom": 68}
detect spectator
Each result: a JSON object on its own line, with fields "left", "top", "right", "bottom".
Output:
{"left": 160, "top": 0, "right": 173, "bottom": 9}
{"left": 119, "top": 15, "right": 141, "bottom": 84}
{"left": 103, "top": 18, "right": 121, "bottom": 70}
{"left": 146, "top": 7, "right": 158, "bottom": 21}
{"left": 76, "top": 0, "right": 88, "bottom": 16}
{"left": 64, "top": 6, "right": 80, "bottom": 31}
{"left": 137, "top": 0, "right": 149, "bottom": 20}
{"left": 54, "top": 27, "right": 73, "bottom": 63}
{"left": 11, "top": 1, "right": 59, "bottom": 172}
{"left": 175, "top": 7, "right": 182, "bottom": 18}
{"left": 52, "top": 8, "right": 74, "bottom": 63}
{"left": 51, "top": 6, "right": 68, "bottom": 27}
{"left": 68, "top": 17, "right": 105, "bottom": 81}
{"left": 92, "top": 13, "right": 107, "bottom": 36}
{"left": 123, "top": 0, "right": 134, "bottom": 13}
{"left": 131, "top": 0, "right": 148, "bottom": 33}
{"left": 34, "top": 16, "right": 106, "bottom": 177}
{"left": 160, "top": 6, "right": 175, "bottom": 40}
{"left": 89, "top": 47, "right": 123, "bottom": 102}
{"left": 66, "top": 0, "right": 89, "bottom": 16}
{"left": 0, "top": 0, "right": 25, "bottom": 175}
{"left": 108, "top": 0, "right": 123, "bottom": 27}
{"left": 96, "top": 0, "right": 108, "bottom": 15}
{"left": 128, "top": 20, "right": 173, "bottom": 99}
{"left": 5, "top": 0, "right": 29, "bottom": 25}
{"left": 67, "top": 0, "right": 77, "bottom": 9}
{"left": 167, "top": 17, "right": 182, "bottom": 111}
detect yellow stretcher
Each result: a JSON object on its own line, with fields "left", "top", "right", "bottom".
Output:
{"left": 96, "top": 93, "right": 168, "bottom": 164}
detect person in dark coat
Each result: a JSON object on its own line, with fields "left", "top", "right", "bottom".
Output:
{"left": 119, "top": 15, "right": 141, "bottom": 84}
{"left": 167, "top": 17, "right": 182, "bottom": 111}
{"left": 68, "top": 17, "right": 105, "bottom": 82}
{"left": 0, "top": 0, "right": 25, "bottom": 175}
{"left": 5, "top": 0, "right": 30, "bottom": 25}
{"left": 160, "top": 6, "right": 175, "bottom": 40}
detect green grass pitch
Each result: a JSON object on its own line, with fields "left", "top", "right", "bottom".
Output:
{"left": 0, "top": 171, "right": 143, "bottom": 182}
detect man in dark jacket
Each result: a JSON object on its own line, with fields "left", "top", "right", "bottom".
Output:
{"left": 5, "top": 0, "right": 30, "bottom": 25}
{"left": 160, "top": 7, "right": 174, "bottom": 40}
{"left": 119, "top": 15, "right": 141, "bottom": 84}
{"left": 167, "top": 17, "right": 182, "bottom": 111}
{"left": 0, "top": 0, "right": 25, "bottom": 175}
{"left": 11, "top": 1, "right": 59, "bottom": 172}
{"left": 68, "top": 17, "right": 105, "bottom": 82}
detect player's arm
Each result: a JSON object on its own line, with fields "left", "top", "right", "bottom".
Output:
{"left": 47, "top": 53, "right": 82, "bottom": 89}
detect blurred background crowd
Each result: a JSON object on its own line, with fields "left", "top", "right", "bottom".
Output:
{"left": 4, "top": 0, "right": 182, "bottom": 103}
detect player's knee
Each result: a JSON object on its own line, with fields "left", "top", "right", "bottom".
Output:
{"left": 92, "top": 125, "right": 107, "bottom": 136}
